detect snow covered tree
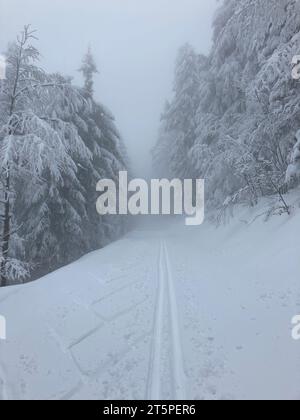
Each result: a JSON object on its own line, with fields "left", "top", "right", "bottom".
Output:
{"left": 0, "top": 27, "right": 129, "bottom": 285}
{"left": 153, "top": 44, "right": 203, "bottom": 178}
{"left": 0, "top": 25, "right": 47, "bottom": 285}
{"left": 79, "top": 47, "right": 98, "bottom": 97}
{"left": 154, "top": 0, "right": 300, "bottom": 213}
{"left": 0, "top": 27, "right": 90, "bottom": 284}
{"left": 69, "top": 97, "right": 129, "bottom": 252}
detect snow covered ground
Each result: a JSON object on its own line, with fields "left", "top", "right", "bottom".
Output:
{"left": 0, "top": 195, "right": 300, "bottom": 400}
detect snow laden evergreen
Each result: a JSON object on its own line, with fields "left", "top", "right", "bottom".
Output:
{"left": 153, "top": 44, "right": 203, "bottom": 179}
{"left": 153, "top": 0, "right": 300, "bottom": 215}
{"left": 0, "top": 28, "right": 128, "bottom": 286}
{"left": 79, "top": 46, "right": 99, "bottom": 97}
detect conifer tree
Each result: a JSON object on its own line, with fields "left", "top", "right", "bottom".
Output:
{"left": 79, "top": 47, "right": 98, "bottom": 97}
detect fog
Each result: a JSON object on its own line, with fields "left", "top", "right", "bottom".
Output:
{"left": 0, "top": 0, "right": 218, "bottom": 176}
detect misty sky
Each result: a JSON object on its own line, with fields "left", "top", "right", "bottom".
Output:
{"left": 0, "top": 0, "right": 218, "bottom": 176}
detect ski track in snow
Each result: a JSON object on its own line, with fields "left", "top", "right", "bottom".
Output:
{"left": 147, "top": 241, "right": 165, "bottom": 399}
{"left": 147, "top": 240, "right": 186, "bottom": 400}
{"left": 0, "top": 202, "right": 300, "bottom": 400}
{"left": 163, "top": 241, "right": 186, "bottom": 400}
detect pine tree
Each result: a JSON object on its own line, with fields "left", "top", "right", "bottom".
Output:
{"left": 0, "top": 28, "right": 129, "bottom": 286}
{"left": 79, "top": 47, "right": 98, "bottom": 97}
{"left": 154, "top": 44, "right": 202, "bottom": 179}
{"left": 154, "top": 0, "right": 300, "bottom": 213}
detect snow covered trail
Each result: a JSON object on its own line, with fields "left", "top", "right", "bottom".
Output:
{"left": 147, "top": 240, "right": 186, "bottom": 400}
{"left": 0, "top": 203, "right": 300, "bottom": 400}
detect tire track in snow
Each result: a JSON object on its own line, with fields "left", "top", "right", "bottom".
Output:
{"left": 147, "top": 240, "right": 186, "bottom": 400}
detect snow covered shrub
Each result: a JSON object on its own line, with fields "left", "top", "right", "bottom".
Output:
{"left": 286, "top": 130, "right": 300, "bottom": 185}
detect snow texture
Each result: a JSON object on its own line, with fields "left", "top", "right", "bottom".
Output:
{"left": 0, "top": 192, "right": 299, "bottom": 400}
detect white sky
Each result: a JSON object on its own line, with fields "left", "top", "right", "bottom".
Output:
{"left": 0, "top": 0, "right": 218, "bottom": 176}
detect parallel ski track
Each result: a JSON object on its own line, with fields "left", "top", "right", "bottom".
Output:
{"left": 147, "top": 240, "right": 186, "bottom": 400}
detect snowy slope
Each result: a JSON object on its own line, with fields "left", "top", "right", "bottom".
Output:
{"left": 0, "top": 194, "right": 300, "bottom": 400}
